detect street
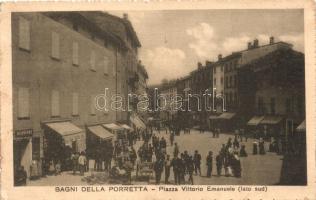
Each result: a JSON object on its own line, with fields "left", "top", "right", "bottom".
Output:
{"left": 28, "top": 129, "right": 283, "bottom": 186}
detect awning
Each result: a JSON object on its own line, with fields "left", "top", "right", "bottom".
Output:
{"left": 45, "top": 121, "right": 85, "bottom": 151}
{"left": 88, "top": 125, "right": 114, "bottom": 140}
{"left": 209, "top": 115, "right": 220, "bottom": 120}
{"left": 247, "top": 116, "right": 265, "bottom": 126}
{"left": 260, "top": 116, "right": 283, "bottom": 125}
{"left": 296, "top": 120, "right": 306, "bottom": 132}
{"left": 45, "top": 121, "right": 83, "bottom": 136}
{"left": 130, "top": 115, "right": 146, "bottom": 129}
{"left": 120, "top": 124, "right": 133, "bottom": 131}
{"left": 218, "top": 112, "right": 236, "bottom": 120}
{"left": 103, "top": 123, "right": 124, "bottom": 131}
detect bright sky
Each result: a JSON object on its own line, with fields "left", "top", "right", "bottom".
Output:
{"left": 111, "top": 9, "right": 304, "bottom": 85}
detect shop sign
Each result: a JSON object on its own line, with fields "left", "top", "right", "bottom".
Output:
{"left": 14, "top": 129, "right": 33, "bottom": 139}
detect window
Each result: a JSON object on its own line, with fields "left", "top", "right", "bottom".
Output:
{"left": 286, "top": 98, "right": 293, "bottom": 114}
{"left": 18, "top": 87, "right": 30, "bottom": 119}
{"left": 214, "top": 78, "right": 216, "bottom": 86}
{"left": 72, "top": 92, "right": 79, "bottom": 116}
{"left": 221, "top": 66, "right": 223, "bottom": 72}
{"left": 225, "top": 77, "right": 228, "bottom": 88}
{"left": 103, "top": 56, "right": 109, "bottom": 75}
{"left": 32, "top": 137, "right": 40, "bottom": 160}
{"left": 234, "top": 75, "right": 237, "bottom": 86}
{"left": 51, "top": 90, "right": 60, "bottom": 117}
{"left": 112, "top": 61, "right": 116, "bottom": 76}
{"left": 229, "top": 76, "right": 232, "bottom": 87}
{"left": 90, "top": 95, "right": 96, "bottom": 115}
{"left": 18, "top": 17, "right": 31, "bottom": 51}
{"left": 90, "top": 51, "right": 96, "bottom": 71}
{"left": 51, "top": 32, "right": 60, "bottom": 59}
{"left": 270, "top": 97, "right": 275, "bottom": 115}
{"left": 72, "top": 42, "right": 79, "bottom": 66}
{"left": 214, "top": 67, "right": 216, "bottom": 74}
{"left": 258, "top": 96, "right": 264, "bottom": 115}
{"left": 220, "top": 77, "right": 224, "bottom": 85}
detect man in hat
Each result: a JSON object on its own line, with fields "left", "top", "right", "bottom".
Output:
{"left": 206, "top": 151, "right": 213, "bottom": 177}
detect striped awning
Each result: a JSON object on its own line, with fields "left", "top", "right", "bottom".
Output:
{"left": 88, "top": 125, "right": 114, "bottom": 140}
{"left": 120, "top": 124, "right": 133, "bottom": 131}
{"left": 45, "top": 121, "right": 83, "bottom": 136}
{"left": 260, "top": 116, "right": 283, "bottom": 125}
{"left": 130, "top": 115, "right": 146, "bottom": 129}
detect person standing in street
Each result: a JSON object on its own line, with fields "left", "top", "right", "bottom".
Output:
{"left": 187, "top": 156, "right": 194, "bottom": 185}
{"left": 206, "top": 151, "right": 213, "bottom": 178}
{"left": 170, "top": 132, "right": 174, "bottom": 146}
{"left": 154, "top": 156, "right": 164, "bottom": 184}
{"left": 171, "top": 155, "right": 181, "bottom": 185}
{"left": 173, "top": 143, "right": 179, "bottom": 157}
{"left": 71, "top": 152, "right": 79, "bottom": 175}
{"left": 193, "top": 150, "right": 201, "bottom": 176}
{"left": 216, "top": 154, "right": 222, "bottom": 176}
{"left": 164, "top": 154, "right": 171, "bottom": 184}
{"left": 78, "top": 151, "right": 87, "bottom": 176}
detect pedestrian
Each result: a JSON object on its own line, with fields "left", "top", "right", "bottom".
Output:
{"left": 253, "top": 141, "right": 258, "bottom": 155}
{"left": 173, "top": 143, "right": 179, "bottom": 157}
{"left": 216, "top": 154, "right": 222, "bottom": 176}
{"left": 78, "top": 151, "right": 87, "bottom": 176}
{"left": 259, "top": 138, "right": 265, "bottom": 155}
{"left": 154, "top": 157, "right": 164, "bottom": 184}
{"left": 232, "top": 153, "right": 241, "bottom": 178}
{"left": 170, "top": 132, "right": 174, "bottom": 146}
{"left": 227, "top": 138, "right": 232, "bottom": 148}
{"left": 233, "top": 137, "right": 240, "bottom": 149}
{"left": 14, "top": 166, "right": 27, "bottom": 186}
{"left": 55, "top": 160, "right": 61, "bottom": 175}
{"left": 206, "top": 151, "right": 213, "bottom": 177}
{"left": 193, "top": 150, "right": 201, "bottom": 176}
{"left": 187, "top": 156, "right": 194, "bottom": 184}
{"left": 239, "top": 145, "right": 248, "bottom": 157}
{"left": 171, "top": 155, "right": 181, "bottom": 185}
{"left": 179, "top": 153, "right": 186, "bottom": 184}
{"left": 164, "top": 155, "right": 171, "bottom": 184}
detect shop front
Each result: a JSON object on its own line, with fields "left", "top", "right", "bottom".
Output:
{"left": 246, "top": 116, "right": 265, "bottom": 137}
{"left": 86, "top": 125, "right": 114, "bottom": 170}
{"left": 13, "top": 128, "right": 34, "bottom": 179}
{"left": 217, "top": 112, "right": 236, "bottom": 132}
{"left": 42, "top": 120, "right": 85, "bottom": 172}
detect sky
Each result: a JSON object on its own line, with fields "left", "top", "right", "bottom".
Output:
{"left": 110, "top": 9, "right": 304, "bottom": 85}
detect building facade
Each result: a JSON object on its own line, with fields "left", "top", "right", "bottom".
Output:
{"left": 12, "top": 12, "right": 141, "bottom": 177}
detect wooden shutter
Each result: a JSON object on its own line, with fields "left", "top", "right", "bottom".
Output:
{"left": 103, "top": 56, "right": 109, "bottom": 74}
{"left": 90, "top": 51, "right": 96, "bottom": 70}
{"left": 72, "top": 92, "right": 79, "bottom": 116}
{"left": 18, "top": 17, "right": 31, "bottom": 50}
{"left": 51, "top": 32, "right": 60, "bottom": 59}
{"left": 72, "top": 42, "right": 79, "bottom": 65}
{"left": 51, "top": 90, "right": 60, "bottom": 117}
{"left": 90, "top": 95, "right": 96, "bottom": 115}
{"left": 18, "top": 87, "right": 30, "bottom": 118}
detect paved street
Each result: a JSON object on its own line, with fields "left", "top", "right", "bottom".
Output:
{"left": 28, "top": 129, "right": 283, "bottom": 186}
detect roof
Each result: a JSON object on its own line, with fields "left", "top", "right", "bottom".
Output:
{"left": 45, "top": 121, "right": 83, "bottom": 136}
{"left": 88, "top": 125, "right": 114, "bottom": 140}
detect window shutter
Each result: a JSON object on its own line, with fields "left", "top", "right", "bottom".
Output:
{"left": 112, "top": 61, "right": 116, "bottom": 76}
{"left": 18, "top": 87, "right": 30, "bottom": 118}
{"left": 90, "top": 51, "right": 96, "bottom": 70}
{"left": 51, "top": 90, "right": 60, "bottom": 117}
{"left": 90, "top": 95, "right": 96, "bottom": 115}
{"left": 51, "top": 32, "right": 60, "bottom": 59}
{"left": 72, "top": 92, "right": 79, "bottom": 116}
{"left": 18, "top": 17, "right": 31, "bottom": 50}
{"left": 72, "top": 42, "right": 79, "bottom": 65}
{"left": 104, "top": 56, "right": 109, "bottom": 74}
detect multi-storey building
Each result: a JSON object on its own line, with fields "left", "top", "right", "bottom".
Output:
{"left": 12, "top": 11, "right": 141, "bottom": 177}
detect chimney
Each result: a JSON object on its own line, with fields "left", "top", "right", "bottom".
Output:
{"left": 197, "top": 62, "right": 202, "bottom": 69}
{"left": 269, "top": 36, "right": 274, "bottom": 44}
{"left": 123, "top": 13, "right": 128, "bottom": 20}
{"left": 253, "top": 39, "right": 259, "bottom": 48}
{"left": 247, "top": 42, "right": 252, "bottom": 49}
{"left": 218, "top": 54, "right": 222, "bottom": 61}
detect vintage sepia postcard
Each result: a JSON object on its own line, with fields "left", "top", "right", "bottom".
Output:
{"left": 0, "top": 1, "right": 315, "bottom": 199}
